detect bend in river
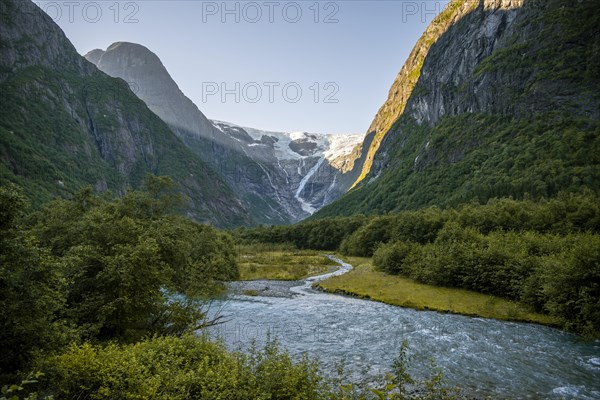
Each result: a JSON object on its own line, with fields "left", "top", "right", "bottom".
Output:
{"left": 209, "top": 256, "right": 600, "bottom": 399}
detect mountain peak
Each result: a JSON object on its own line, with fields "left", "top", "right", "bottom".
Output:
{"left": 90, "top": 41, "right": 168, "bottom": 73}
{"left": 83, "top": 48, "right": 105, "bottom": 65}
{"left": 104, "top": 42, "right": 162, "bottom": 63}
{"left": 106, "top": 41, "right": 148, "bottom": 51}
{"left": 0, "top": 0, "right": 250, "bottom": 227}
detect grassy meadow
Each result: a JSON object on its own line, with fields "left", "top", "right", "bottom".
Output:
{"left": 317, "top": 256, "right": 559, "bottom": 327}
{"left": 236, "top": 244, "right": 338, "bottom": 280}
{"left": 234, "top": 245, "right": 557, "bottom": 327}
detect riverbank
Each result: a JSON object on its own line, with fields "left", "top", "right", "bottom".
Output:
{"left": 237, "top": 247, "right": 338, "bottom": 280}
{"left": 229, "top": 255, "right": 351, "bottom": 297}
{"left": 227, "top": 279, "right": 301, "bottom": 298}
{"left": 316, "top": 256, "right": 559, "bottom": 327}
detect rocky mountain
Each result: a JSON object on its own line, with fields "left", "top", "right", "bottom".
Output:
{"left": 0, "top": 0, "right": 250, "bottom": 227}
{"left": 86, "top": 42, "right": 363, "bottom": 224}
{"left": 314, "top": 0, "right": 600, "bottom": 218}
{"left": 212, "top": 121, "right": 363, "bottom": 214}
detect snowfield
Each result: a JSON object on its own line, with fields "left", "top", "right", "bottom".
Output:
{"left": 211, "top": 120, "right": 363, "bottom": 163}
{"left": 210, "top": 120, "right": 364, "bottom": 217}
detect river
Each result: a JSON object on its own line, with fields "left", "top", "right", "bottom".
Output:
{"left": 208, "top": 257, "right": 600, "bottom": 399}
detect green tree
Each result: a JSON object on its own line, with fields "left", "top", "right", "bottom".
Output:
{"left": 373, "top": 241, "right": 417, "bottom": 275}
{"left": 28, "top": 176, "right": 239, "bottom": 343}
{"left": 0, "top": 185, "right": 68, "bottom": 381}
{"left": 541, "top": 234, "right": 600, "bottom": 336}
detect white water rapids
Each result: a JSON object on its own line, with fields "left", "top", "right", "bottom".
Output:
{"left": 209, "top": 257, "right": 600, "bottom": 399}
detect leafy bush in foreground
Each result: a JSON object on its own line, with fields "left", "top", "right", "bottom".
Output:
{"left": 33, "top": 335, "right": 323, "bottom": 400}
{"left": 0, "top": 178, "right": 238, "bottom": 381}
{"left": 20, "top": 336, "right": 458, "bottom": 400}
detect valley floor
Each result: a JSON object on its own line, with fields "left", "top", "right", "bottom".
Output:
{"left": 316, "top": 256, "right": 559, "bottom": 327}
{"left": 235, "top": 248, "right": 557, "bottom": 327}
{"left": 237, "top": 249, "right": 558, "bottom": 327}
{"left": 236, "top": 247, "right": 338, "bottom": 280}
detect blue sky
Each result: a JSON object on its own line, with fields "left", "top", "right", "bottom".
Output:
{"left": 39, "top": 1, "right": 448, "bottom": 134}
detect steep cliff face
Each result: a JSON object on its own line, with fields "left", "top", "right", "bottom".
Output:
{"left": 88, "top": 42, "right": 219, "bottom": 146}
{"left": 315, "top": 0, "right": 600, "bottom": 217}
{"left": 86, "top": 42, "right": 363, "bottom": 224}
{"left": 0, "top": 0, "right": 250, "bottom": 227}
{"left": 351, "top": 0, "right": 482, "bottom": 188}
{"left": 0, "top": 0, "right": 94, "bottom": 80}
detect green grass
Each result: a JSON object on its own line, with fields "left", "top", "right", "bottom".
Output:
{"left": 317, "top": 256, "right": 559, "bottom": 327}
{"left": 236, "top": 248, "right": 338, "bottom": 280}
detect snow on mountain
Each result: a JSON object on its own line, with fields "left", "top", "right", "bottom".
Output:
{"left": 210, "top": 120, "right": 364, "bottom": 216}
{"left": 212, "top": 120, "right": 363, "bottom": 163}
{"left": 324, "top": 135, "right": 364, "bottom": 162}
{"left": 84, "top": 40, "right": 362, "bottom": 224}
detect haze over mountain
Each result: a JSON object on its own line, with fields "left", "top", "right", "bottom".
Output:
{"left": 0, "top": 0, "right": 250, "bottom": 227}
{"left": 314, "top": 0, "right": 600, "bottom": 218}
{"left": 85, "top": 42, "right": 363, "bottom": 224}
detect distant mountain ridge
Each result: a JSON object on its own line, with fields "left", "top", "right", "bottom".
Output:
{"left": 0, "top": 0, "right": 250, "bottom": 227}
{"left": 86, "top": 42, "right": 363, "bottom": 224}
{"left": 314, "top": 0, "right": 600, "bottom": 218}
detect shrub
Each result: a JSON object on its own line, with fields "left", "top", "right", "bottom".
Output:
{"left": 34, "top": 335, "right": 326, "bottom": 400}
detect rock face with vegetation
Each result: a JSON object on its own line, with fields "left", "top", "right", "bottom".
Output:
{"left": 85, "top": 42, "right": 364, "bottom": 224}
{"left": 350, "top": 0, "right": 481, "bottom": 188}
{"left": 316, "top": 0, "right": 600, "bottom": 217}
{"left": 0, "top": 0, "right": 250, "bottom": 227}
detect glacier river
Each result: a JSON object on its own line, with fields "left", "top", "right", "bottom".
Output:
{"left": 208, "top": 257, "right": 600, "bottom": 399}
